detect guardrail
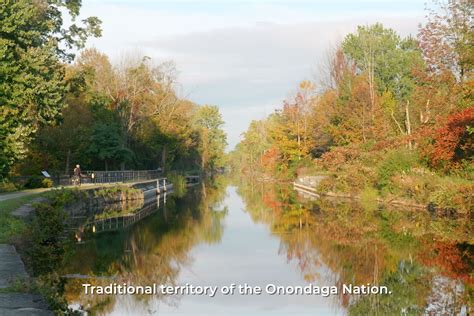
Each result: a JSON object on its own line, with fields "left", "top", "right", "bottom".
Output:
{"left": 34, "top": 169, "right": 163, "bottom": 186}
{"left": 83, "top": 169, "right": 162, "bottom": 184}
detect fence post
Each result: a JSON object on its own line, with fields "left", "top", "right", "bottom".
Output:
{"left": 157, "top": 179, "right": 161, "bottom": 195}
{"left": 163, "top": 178, "right": 167, "bottom": 191}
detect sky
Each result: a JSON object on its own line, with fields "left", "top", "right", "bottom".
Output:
{"left": 79, "top": 0, "right": 428, "bottom": 150}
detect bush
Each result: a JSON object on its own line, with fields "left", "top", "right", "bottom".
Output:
{"left": 429, "top": 183, "right": 473, "bottom": 213}
{"left": 377, "top": 150, "right": 419, "bottom": 190}
{"left": 320, "top": 147, "right": 361, "bottom": 172}
{"left": 167, "top": 173, "right": 187, "bottom": 198}
{"left": 0, "top": 181, "right": 17, "bottom": 193}
{"left": 420, "top": 106, "right": 474, "bottom": 170}
{"left": 24, "top": 176, "right": 54, "bottom": 189}
{"left": 42, "top": 178, "right": 54, "bottom": 188}
{"left": 26, "top": 202, "right": 67, "bottom": 275}
{"left": 24, "top": 189, "right": 80, "bottom": 276}
{"left": 389, "top": 174, "right": 435, "bottom": 204}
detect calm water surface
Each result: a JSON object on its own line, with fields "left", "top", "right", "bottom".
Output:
{"left": 63, "top": 178, "right": 472, "bottom": 315}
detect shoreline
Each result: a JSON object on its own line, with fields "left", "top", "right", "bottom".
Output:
{"left": 293, "top": 181, "right": 468, "bottom": 216}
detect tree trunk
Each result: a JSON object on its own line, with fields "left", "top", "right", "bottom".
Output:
{"left": 405, "top": 100, "right": 412, "bottom": 150}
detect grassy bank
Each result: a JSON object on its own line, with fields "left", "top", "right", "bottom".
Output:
{"left": 299, "top": 148, "right": 473, "bottom": 214}
{"left": 0, "top": 189, "right": 81, "bottom": 313}
{"left": 0, "top": 194, "right": 49, "bottom": 242}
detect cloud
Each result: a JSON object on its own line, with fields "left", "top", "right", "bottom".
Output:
{"left": 80, "top": 1, "right": 426, "bottom": 149}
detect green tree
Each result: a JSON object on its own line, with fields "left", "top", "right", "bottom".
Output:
{"left": 0, "top": 0, "right": 100, "bottom": 177}
{"left": 193, "top": 105, "right": 227, "bottom": 172}
{"left": 88, "top": 124, "right": 131, "bottom": 171}
{"left": 0, "top": 0, "right": 101, "bottom": 178}
{"left": 342, "top": 23, "right": 424, "bottom": 143}
{"left": 342, "top": 23, "right": 423, "bottom": 101}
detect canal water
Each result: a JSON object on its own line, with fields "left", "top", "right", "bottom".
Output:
{"left": 63, "top": 178, "right": 472, "bottom": 315}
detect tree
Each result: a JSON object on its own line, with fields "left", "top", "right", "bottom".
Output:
{"left": 343, "top": 24, "right": 424, "bottom": 100}
{"left": 342, "top": 24, "right": 424, "bottom": 144}
{"left": 74, "top": 49, "right": 186, "bottom": 170}
{"left": 418, "top": 0, "right": 473, "bottom": 82}
{"left": 238, "top": 120, "right": 272, "bottom": 174}
{"left": 193, "top": 105, "right": 227, "bottom": 172}
{"left": 0, "top": 0, "right": 101, "bottom": 178}
{"left": 87, "top": 124, "right": 131, "bottom": 171}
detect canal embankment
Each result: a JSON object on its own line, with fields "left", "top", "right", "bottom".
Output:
{"left": 293, "top": 174, "right": 472, "bottom": 216}
{"left": 0, "top": 177, "right": 176, "bottom": 314}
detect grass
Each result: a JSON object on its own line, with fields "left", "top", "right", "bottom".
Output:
{"left": 167, "top": 173, "right": 187, "bottom": 197}
{"left": 0, "top": 193, "right": 48, "bottom": 243}
{"left": 360, "top": 185, "right": 379, "bottom": 212}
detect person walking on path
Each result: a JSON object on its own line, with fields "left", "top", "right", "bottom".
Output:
{"left": 73, "top": 164, "right": 82, "bottom": 186}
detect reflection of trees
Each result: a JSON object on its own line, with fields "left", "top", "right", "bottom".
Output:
{"left": 348, "top": 261, "right": 430, "bottom": 315}
{"left": 63, "top": 176, "right": 228, "bottom": 314}
{"left": 235, "top": 178, "right": 472, "bottom": 314}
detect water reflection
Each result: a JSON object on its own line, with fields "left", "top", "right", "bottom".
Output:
{"left": 236, "top": 179, "right": 472, "bottom": 315}
{"left": 63, "top": 177, "right": 472, "bottom": 315}
{"left": 63, "top": 178, "right": 228, "bottom": 314}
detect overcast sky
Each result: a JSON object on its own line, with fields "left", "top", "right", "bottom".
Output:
{"left": 80, "top": 0, "right": 428, "bottom": 150}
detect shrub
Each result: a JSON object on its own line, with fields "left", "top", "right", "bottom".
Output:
{"left": 317, "top": 174, "right": 353, "bottom": 194}
{"left": 389, "top": 174, "right": 435, "bottom": 203}
{"left": 429, "top": 183, "right": 473, "bottom": 213}
{"left": 24, "top": 176, "right": 54, "bottom": 189}
{"left": 167, "top": 173, "right": 187, "bottom": 198}
{"left": 26, "top": 202, "right": 67, "bottom": 275}
{"left": 42, "top": 178, "right": 54, "bottom": 188}
{"left": 419, "top": 106, "right": 474, "bottom": 171}
{"left": 320, "top": 147, "right": 360, "bottom": 171}
{"left": 25, "top": 189, "right": 80, "bottom": 275}
{"left": 0, "top": 181, "right": 17, "bottom": 193}
{"left": 377, "top": 150, "right": 419, "bottom": 190}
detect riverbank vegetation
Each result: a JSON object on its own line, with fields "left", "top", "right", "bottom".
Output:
{"left": 0, "top": 1, "right": 227, "bottom": 188}
{"left": 0, "top": 194, "right": 48, "bottom": 242}
{"left": 231, "top": 0, "right": 473, "bottom": 212}
{"left": 93, "top": 186, "right": 142, "bottom": 203}
{"left": 7, "top": 189, "right": 84, "bottom": 314}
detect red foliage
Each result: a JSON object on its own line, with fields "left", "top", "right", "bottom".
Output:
{"left": 420, "top": 106, "right": 474, "bottom": 169}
